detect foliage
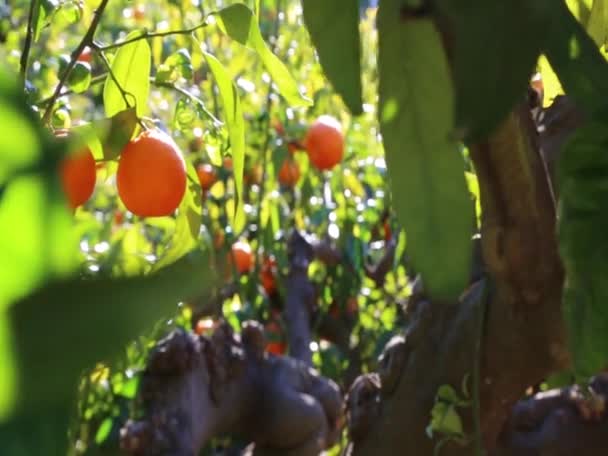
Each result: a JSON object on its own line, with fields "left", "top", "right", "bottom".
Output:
{"left": 3, "top": 0, "right": 608, "bottom": 454}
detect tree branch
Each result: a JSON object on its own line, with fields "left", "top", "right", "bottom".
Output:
{"left": 120, "top": 321, "right": 344, "bottom": 455}
{"left": 41, "top": 0, "right": 110, "bottom": 124}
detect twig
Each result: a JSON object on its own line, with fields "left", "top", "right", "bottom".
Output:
{"left": 41, "top": 0, "right": 110, "bottom": 124}
{"left": 154, "top": 80, "right": 222, "bottom": 127}
{"left": 35, "top": 73, "right": 107, "bottom": 106}
{"left": 94, "top": 22, "right": 208, "bottom": 52}
{"left": 20, "top": 0, "right": 38, "bottom": 82}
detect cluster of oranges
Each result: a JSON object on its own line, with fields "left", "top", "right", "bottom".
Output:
{"left": 59, "top": 128, "right": 187, "bottom": 217}
{"left": 277, "top": 114, "right": 345, "bottom": 188}
{"left": 59, "top": 114, "right": 345, "bottom": 216}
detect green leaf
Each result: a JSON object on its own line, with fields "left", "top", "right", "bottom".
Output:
{"left": 377, "top": 3, "right": 473, "bottom": 300}
{"left": 201, "top": 51, "right": 246, "bottom": 233}
{"left": 543, "top": 1, "right": 608, "bottom": 114}
{"left": 437, "top": 0, "right": 544, "bottom": 140}
{"left": 6, "top": 248, "right": 215, "bottom": 419}
{"left": 66, "top": 61, "right": 91, "bottom": 94}
{"left": 215, "top": 3, "right": 311, "bottom": 107}
{"left": 587, "top": 0, "right": 608, "bottom": 46}
{"left": 75, "top": 108, "right": 138, "bottom": 161}
{"left": 103, "top": 31, "right": 151, "bottom": 117}
{"left": 154, "top": 164, "right": 202, "bottom": 270}
{"left": 0, "top": 67, "right": 76, "bottom": 421}
{"left": 301, "top": 0, "right": 363, "bottom": 115}
{"left": 94, "top": 418, "right": 113, "bottom": 444}
{"left": 558, "top": 118, "right": 608, "bottom": 377}
{"left": 155, "top": 48, "right": 193, "bottom": 84}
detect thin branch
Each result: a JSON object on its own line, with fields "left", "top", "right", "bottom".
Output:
{"left": 20, "top": 0, "right": 38, "bottom": 81}
{"left": 41, "top": 0, "right": 110, "bottom": 124}
{"left": 94, "top": 22, "right": 208, "bottom": 52}
{"left": 154, "top": 80, "right": 223, "bottom": 127}
{"left": 197, "top": 3, "right": 220, "bottom": 119}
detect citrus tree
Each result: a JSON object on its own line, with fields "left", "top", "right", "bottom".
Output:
{"left": 2, "top": 0, "right": 608, "bottom": 455}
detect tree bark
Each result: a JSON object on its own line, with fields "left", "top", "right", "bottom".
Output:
{"left": 345, "top": 102, "right": 568, "bottom": 455}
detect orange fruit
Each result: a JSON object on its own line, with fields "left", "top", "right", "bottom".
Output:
{"left": 196, "top": 163, "right": 217, "bottom": 191}
{"left": 273, "top": 120, "right": 285, "bottom": 136}
{"left": 114, "top": 210, "right": 125, "bottom": 225}
{"left": 278, "top": 159, "right": 300, "bottom": 187}
{"left": 213, "top": 230, "right": 225, "bottom": 249}
{"left": 260, "top": 256, "right": 277, "bottom": 294}
{"left": 133, "top": 4, "right": 145, "bottom": 20}
{"left": 223, "top": 157, "right": 233, "bottom": 171}
{"left": 266, "top": 342, "right": 286, "bottom": 355}
{"left": 304, "top": 115, "right": 344, "bottom": 171}
{"left": 195, "top": 318, "right": 215, "bottom": 335}
{"left": 117, "top": 129, "right": 187, "bottom": 217}
{"left": 384, "top": 220, "right": 392, "bottom": 241}
{"left": 60, "top": 145, "right": 96, "bottom": 209}
{"left": 231, "top": 240, "right": 253, "bottom": 274}
{"left": 245, "top": 163, "right": 263, "bottom": 186}
{"left": 78, "top": 46, "right": 92, "bottom": 64}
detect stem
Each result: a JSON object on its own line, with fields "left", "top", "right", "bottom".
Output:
{"left": 35, "top": 73, "right": 107, "bottom": 106}
{"left": 41, "top": 0, "right": 110, "bottom": 124}
{"left": 20, "top": 0, "right": 38, "bottom": 82}
{"left": 94, "top": 22, "right": 208, "bottom": 52}
{"left": 154, "top": 80, "right": 222, "bottom": 127}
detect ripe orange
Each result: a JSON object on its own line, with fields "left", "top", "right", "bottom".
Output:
{"left": 133, "top": 4, "right": 145, "bottom": 20}
{"left": 60, "top": 145, "right": 96, "bottom": 209}
{"left": 278, "top": 159, "right": 300, "bottom": 187}
{"left": 231, "top": 240, "right": 253, "bottom": 274}
{"left": 213, "top": 230, "right": 225, "bottom": 249}
{"left": 117, "top": 129, "right": 186, "bottom": 217}
{"left": 114, "top": 210, "right": 125, "bottom": 225}
{"left": 260, "top": 255, "right": 277, "bottom": 294}
{"left": 78, "top": 46, "right": 92, "bottom": 64}
{"left": 266, "top": 342, "right": 286, "bottom": 355}
{"left": 265, "top": 320, "right": 286, "bottom": 355}
{"left": 244, "top": 163, "right": 263, "bottom": 186}
{"left": 194, "top": 318, "right": 215, "bottom": 335}
{"left": 273, "top": 120, "right": 285, "bottom": 136}
{"left": 223, "top": 157, "right": 233, "bottom": 171}
{"left": 196, "top": 163, "right": 217, "bottom": 191}
{"left": 304, "top": 115, "right": 344, "bottom": 171}
{"left": 384, "top": 220, "right": 392, "bottom": 241}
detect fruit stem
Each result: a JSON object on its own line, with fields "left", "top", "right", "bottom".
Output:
{"left": 41, "top": 0, "right": 110, "bottom": 124}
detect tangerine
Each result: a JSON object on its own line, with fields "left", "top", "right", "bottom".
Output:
{"left": 117, "top": 129, "right": 186, "bottom": 217}
{"left": 266, "top": 342, "right": 286, "bottom": 355}
{"left": 231, "top": 240, "right": 253, "bottom": 274}
{"left": 196, "top": 163, "right": 217, "bottom": 191}
{"left": 278, "top": 159, "right": 300, "bottom": 187}
{"left": 223, "top": 157, "right": 233, "bottom": 171}
{"left": 60, "top": 145, "right": 96, "bottom": 209}
{"left": 78, "top": 46, "right": 92, "bottom": 64}
{"left": 260, "top": 255, "right": 277, "bottom": 294}
{"left": 304, "top": 115, "right": 344, "bottom": 171}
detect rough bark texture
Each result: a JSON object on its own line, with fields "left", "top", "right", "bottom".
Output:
{"left": 120, "top": 321, "right": 343, "bottom": 455}
{"left": 345, "top": 101, "right": 568, "bottom": 455}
